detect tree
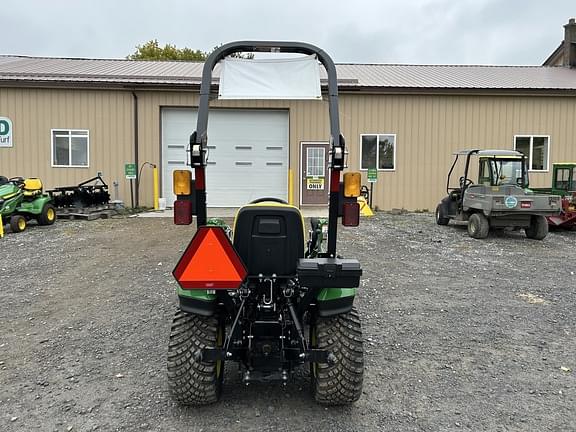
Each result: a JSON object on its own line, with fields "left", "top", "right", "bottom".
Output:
{"left": 127, "top": 40, "right": 254, "bottom": 61}
{"left": 127, "top": 40, "right": 207, "bottom": 61}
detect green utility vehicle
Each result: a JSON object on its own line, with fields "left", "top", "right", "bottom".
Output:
{"left": 530, "top": 163, "right": 576, "bottom": 228}
{"left": 0, "top": 176, "right": 56, "bottom": 232}
{"left": 167, "top": 41, "right": 364, "bottom": 406}
{"left": 435, "top": 149, "right": 561, "bottom": 239}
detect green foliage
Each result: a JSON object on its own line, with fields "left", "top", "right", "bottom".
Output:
{"left": 211, "top": 44, "right": 255, "bottom": 59}
{"left": 127, "top": 40, "right": 207, "bottom": 61}
{"left": 127, "top": 40, "right": 255, "bottom": 61}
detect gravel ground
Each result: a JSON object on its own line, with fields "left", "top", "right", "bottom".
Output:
{"left": 1, "top": 213, "right": 575, "bottom": 432}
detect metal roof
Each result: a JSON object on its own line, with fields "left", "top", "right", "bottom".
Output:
{"left": 1, "top": 55, "right": 576, "bottom": 91}
{"left": 476, "top": 150, "right": 524, "bottom": 157}
{"left": 453, "top": 149, "right": 524, "bottom": 157}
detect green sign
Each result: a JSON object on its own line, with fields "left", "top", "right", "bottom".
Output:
{"left": 367, "top": 168, "right": 377, "bottom": 183}
{"left": 0, "top": 117, "right": 13, "bottom": 148}
{"left": 125, "top": 163, "right": 137, "bottom": 180}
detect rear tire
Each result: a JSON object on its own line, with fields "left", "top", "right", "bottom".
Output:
{"left": 311, "top": 307, "right": 364, "bottom": 405}
{"left": 38, "top": 203, "right": 56, "bottom": 226}
{"left": 10, "top": 215, "right": 27, "bottom": 233}
{"left": 167, "top": 310, "right": 224, "bottom": 405}
{"left": 435, "top": 204, "right": 449, "bottom": 225}
{"left": 525, "top": 215, "right": 548, "bottom": 240}
{"left": 467, "top": 213, "right": 489, "bottom": 239}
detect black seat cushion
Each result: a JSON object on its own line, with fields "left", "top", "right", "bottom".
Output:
{"left": 233, "top": 205, "right": 304, "bottom": 277}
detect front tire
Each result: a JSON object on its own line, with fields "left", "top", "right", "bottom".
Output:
{"left": 167, "top": 310, "right": 224, "bottom": 405}
{"left": 467, "top": 213, "right": 490, "bottom": 239}
{"left": 435, "top": 204, "right": 449, "bottom": 225}
{"left": 525, "top": 215, "right": 548, "bottom": 240}
{"left": 311, "top": 307, "right": 364, "bottom": 405}
{"left": 10, "top": 215, "right": 27, "bottom": 233}
{"left": 38, "top": 203, "right": 57, "bottom": 226}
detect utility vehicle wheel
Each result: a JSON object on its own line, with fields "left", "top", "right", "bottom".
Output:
{"left": 467, "top": 213, "right": 489, "bottom": 239}
{"left": 38, "top": 203, "right": 56, "bottom": 225}
{"left": 525, "top": 215, "right": 548, "bottom": 240}
{"left": 10, "top": 215, "right": 27, "bottom": 233}
{"left": 435, "top": 205, "right": 449, "bottom": 226}
{"left": 311, "top": 307, "right": 364, "bottom": 405}
{"left": 167, "top": 310, "right": 224, "bottom": 405}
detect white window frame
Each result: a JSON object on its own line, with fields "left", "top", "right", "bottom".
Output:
{"left": 359, "top": 133, "right": 396, "bottom": 171}
{"left": 306, "top": 147, "right": 325, "bottom": 177}
{"left": 51, "top": 129, "right": 90, "bottom": 168}
{"left": 513, "top": 134, "right": 550, "bottom": 172}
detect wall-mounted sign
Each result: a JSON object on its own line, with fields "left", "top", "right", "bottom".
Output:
{"left": 0, "top": 117, "right": 13, "bottom": 148}
{"left": 306, "top": 177, "right": 324, "bottom": 190}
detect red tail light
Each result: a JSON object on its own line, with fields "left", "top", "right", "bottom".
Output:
{"left": 342, "top": 202, "right": 360, "bottom": 227}
{"left": 174, "top": 200, "right": 193, "bottom": 225}
{"left": 520, "top": 201, "right": 532, "bottom": 209}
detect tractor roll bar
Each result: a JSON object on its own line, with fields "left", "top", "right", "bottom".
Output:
{"left": 190, "top": 41, "right": 345, "bottom": 257}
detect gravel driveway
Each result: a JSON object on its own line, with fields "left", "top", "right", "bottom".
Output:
{"left": 1, "top": 213, "right": 574, "bottom": 431}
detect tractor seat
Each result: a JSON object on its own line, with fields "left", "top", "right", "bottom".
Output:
{"left": 232, "top": 202, "right": 305, "bottom": 277}
{"left": 23, "top": 178, "right": 43, "bottom": 197}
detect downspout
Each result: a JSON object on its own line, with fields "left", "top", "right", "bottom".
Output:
{"left": 132, "top": 91, "right": 140, "bottom": 207}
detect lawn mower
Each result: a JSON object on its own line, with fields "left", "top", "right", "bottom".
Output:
{"left": 435, "top": 149, "right": 561, "bottom": 239}
{"left": 0, "top": 177, "right": 56, "bottom": 233}
{"left": 167, "top": 41, "right": 364, "bottom": 406}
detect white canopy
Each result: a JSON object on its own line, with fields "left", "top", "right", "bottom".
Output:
{"left": 218, "top": 54, "right": 322, "bottom": 100}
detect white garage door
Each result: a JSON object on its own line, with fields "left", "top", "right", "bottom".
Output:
{"left": 162, "top": 108, "right": 289, "bottom": 207}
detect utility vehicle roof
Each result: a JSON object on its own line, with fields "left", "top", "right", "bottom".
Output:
{"left": 452, "top": 149, "right": 524, "bottom": 157}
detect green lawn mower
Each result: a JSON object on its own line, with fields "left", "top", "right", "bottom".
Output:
{"left": 0, "top": 176, "right": 57, "bottom": 233}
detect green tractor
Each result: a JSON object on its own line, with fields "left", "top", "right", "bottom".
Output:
{"left": 0, "top": 176, "right": 57, "bottom": 233}
{"left": 167, "top": 41, "right": 364, "bottom": 406}
{"left": 531, "top": 163, "right": 576, "bottom": 228}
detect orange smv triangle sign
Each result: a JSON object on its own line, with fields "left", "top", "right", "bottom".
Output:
{"left": 173, "top": 226, "right": 247, "bottom": 289}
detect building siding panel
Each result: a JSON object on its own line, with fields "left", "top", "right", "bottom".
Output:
{"left": 338, "top": 93, "right": 576, "bottom": 210}
{"left": 0, "top": 88, "right": 133, "bottom": 203}
{"left": 1, "top": 87, "right": 575, "bottom": 211}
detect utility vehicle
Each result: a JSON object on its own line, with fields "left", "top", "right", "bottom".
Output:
{"left": 167, "top": 41, "right": 364, "bottom": 406}
{"left": 530, "top": 162, "right": 576, "bottom": 228}
{"left": 0, "top": 177, "right": 56, "bottom": 232}
{"left": 435, "top": 149, "right": 561, "bottom": 239}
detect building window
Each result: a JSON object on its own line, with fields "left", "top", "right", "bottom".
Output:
{"left": 51, "top": 129, "right": 89, "bottom": 167}
{"left": 306, "top": 147, "right": 325, "bottom": 177}
{"left": 514, "top": 135, "right": 549, "bottom": 171}
{"left": 360, "top": 134, "right": 395, "bottom": 171}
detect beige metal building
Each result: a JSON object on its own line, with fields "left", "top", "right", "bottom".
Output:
{"left": 1, "top": 21, "right": 575, "bottom": 211}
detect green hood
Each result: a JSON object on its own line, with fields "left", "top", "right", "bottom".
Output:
{"left": 0, "top": 182, "right": 20, "bottom": 199}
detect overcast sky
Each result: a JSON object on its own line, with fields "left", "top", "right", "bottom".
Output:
{"left": 1, "top": 0, "right": 574, "bottom": 65}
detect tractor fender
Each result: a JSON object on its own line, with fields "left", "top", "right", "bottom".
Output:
{"left": 178, "top": 288, "right": 217, "bottom": 317}
{"left": 316, "top": 288, "right": 356, "bottom": 317}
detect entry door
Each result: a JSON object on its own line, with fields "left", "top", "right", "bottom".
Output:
{"left": 301, "top": 142, "right": 330, "bottom": 205}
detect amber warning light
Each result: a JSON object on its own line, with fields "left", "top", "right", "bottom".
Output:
{"left": 173, "top": 226, "right": 247, "bottom": 289}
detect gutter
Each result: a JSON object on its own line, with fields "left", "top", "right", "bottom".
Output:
{"left": 132, "top": 91, "right": 139, "bottom": 207}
